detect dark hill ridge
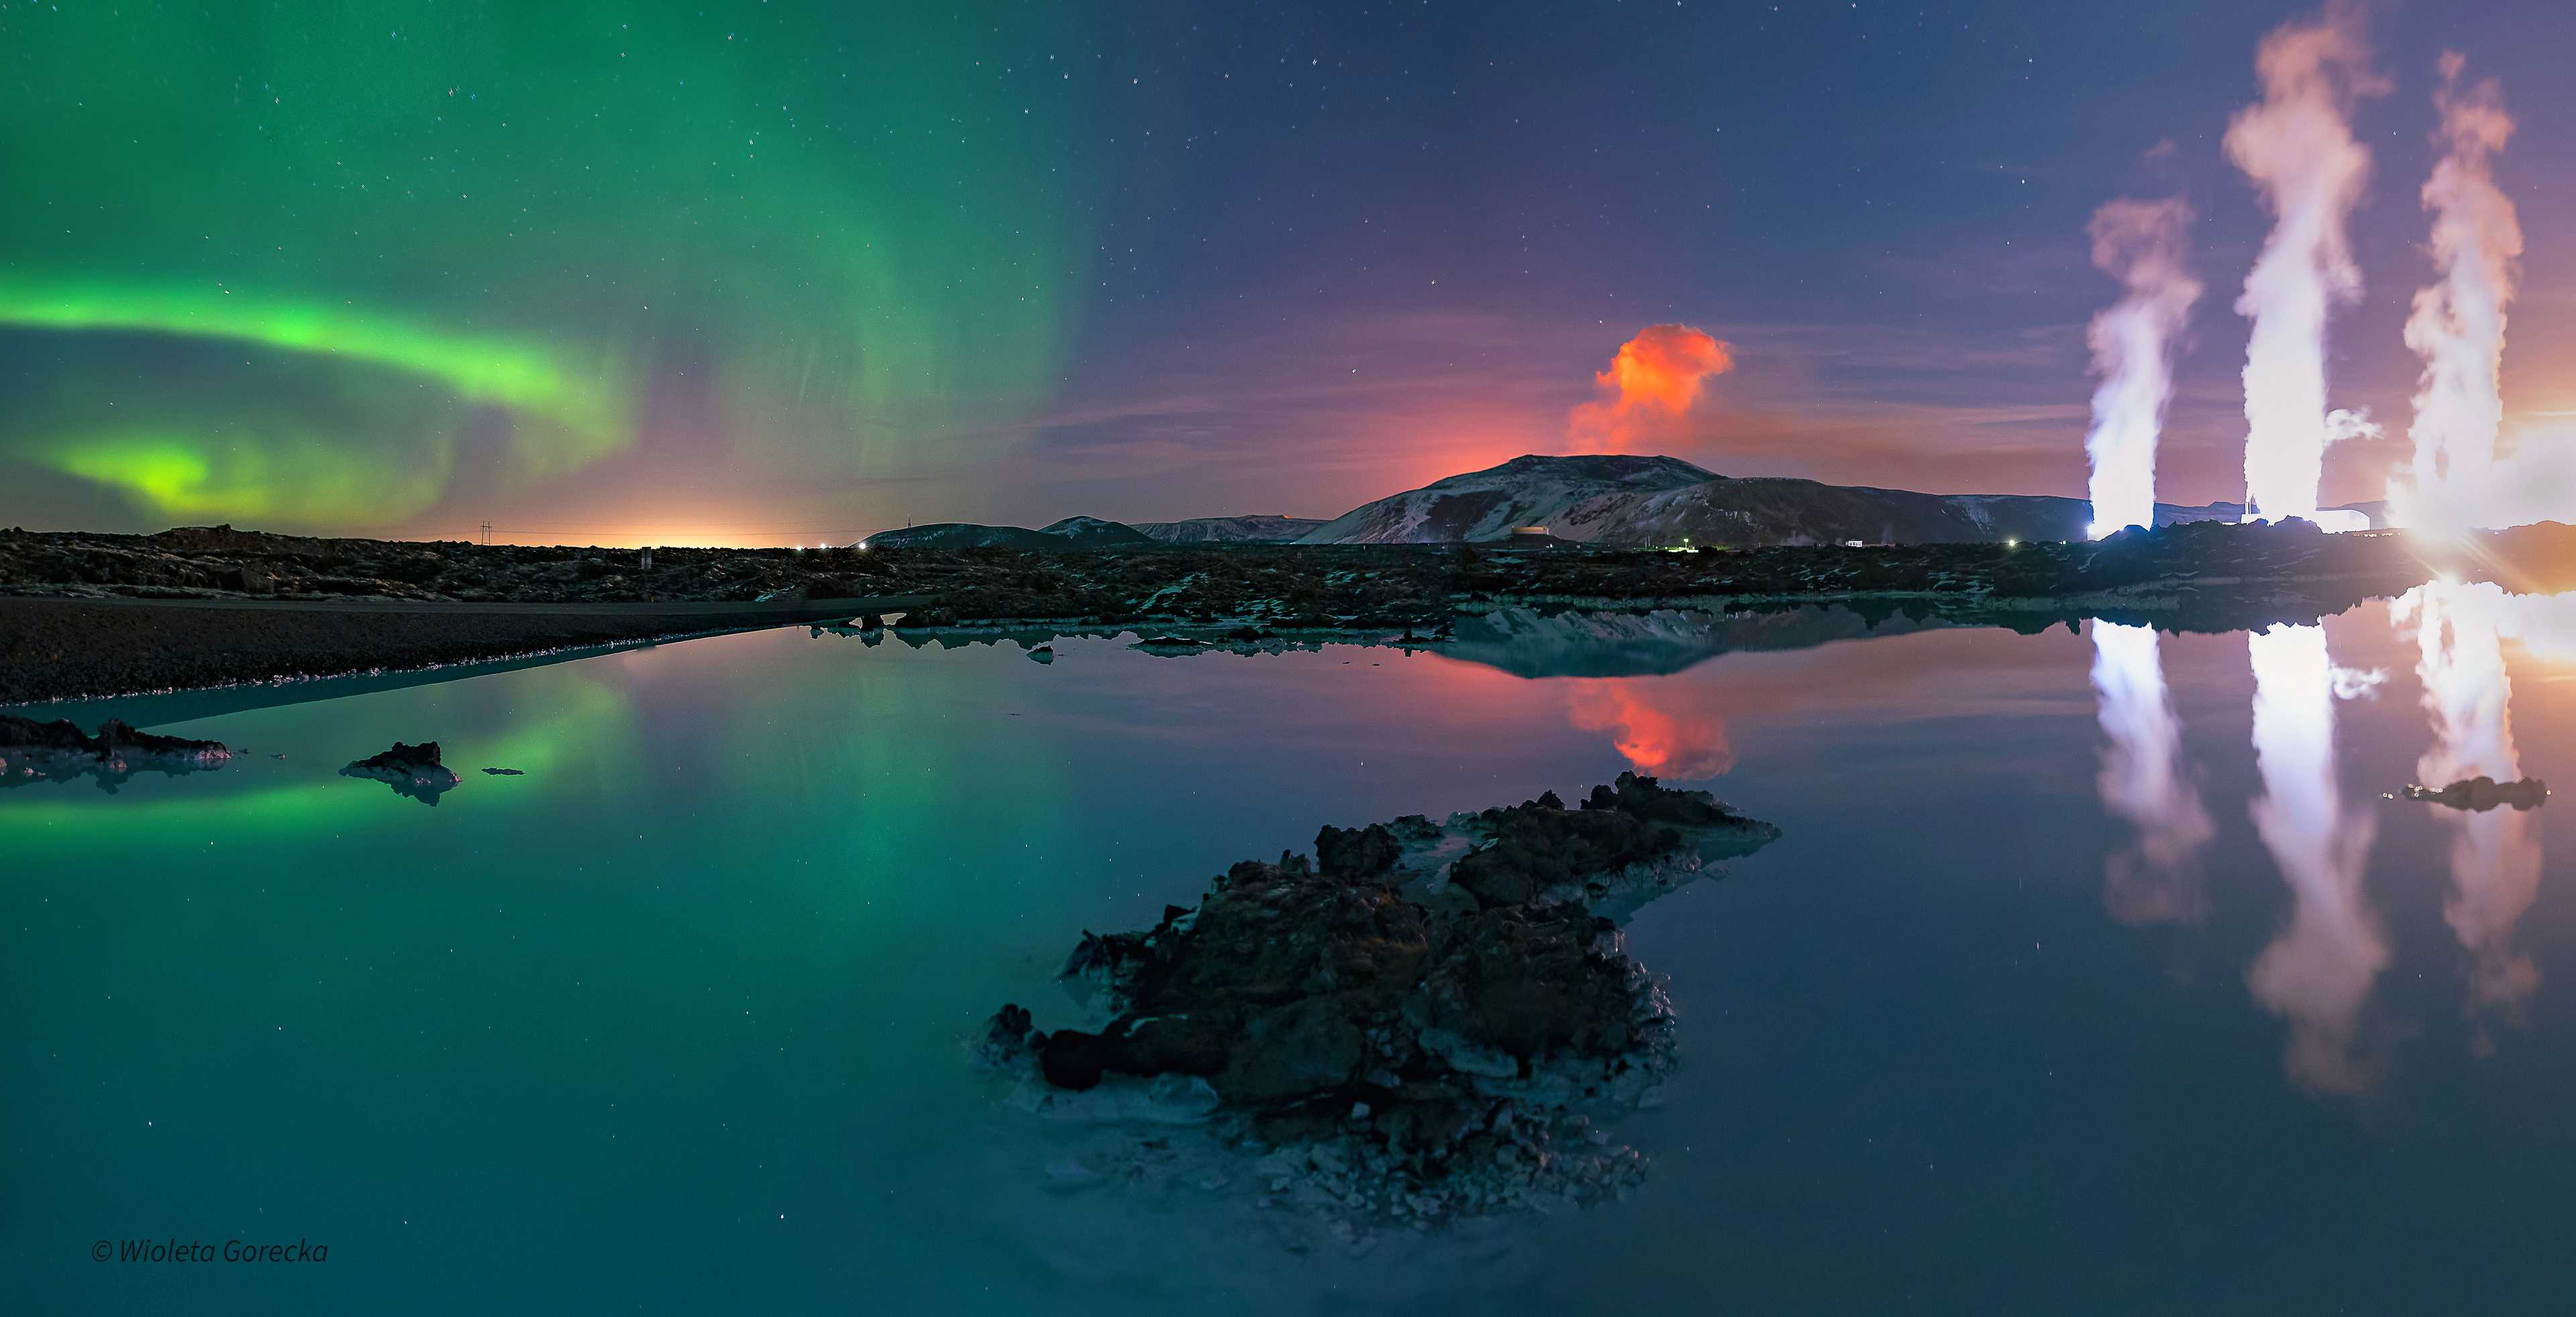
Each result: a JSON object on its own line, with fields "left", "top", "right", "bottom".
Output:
{"left": 1296, "top": 454, "right": 2385, "bottom": 547}
{"left": 864, "top": 516, "right": 1152, "bottom": 549}
{"left": 857, "top": 455, "right": 2386, "bottom": 551}
{"left": 1132, "top": 514, "right": 1330, "bottom": 543}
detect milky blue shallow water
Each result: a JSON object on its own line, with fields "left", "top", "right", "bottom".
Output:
{"left": 5, "top": 596, "right": 2573, "bottom": 1314}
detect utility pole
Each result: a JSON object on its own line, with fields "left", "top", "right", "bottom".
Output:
{"left": 480, "top": 520, "right": 492, "bottom": 545}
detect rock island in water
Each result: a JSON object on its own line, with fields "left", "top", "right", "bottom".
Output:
{"left": 977, "top": 773, "right": 1778, "bottom": 1236}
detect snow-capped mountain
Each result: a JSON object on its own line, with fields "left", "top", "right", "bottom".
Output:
{"left": 1295, "top": 455, "right": 1722, "bottom": 545}
{"left": 1132, "top": 514, "right": 1330, "bottom": 543}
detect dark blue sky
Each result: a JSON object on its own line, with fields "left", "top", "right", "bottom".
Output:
{"left": 4, "top": 1, "right": 2569, "bottom": 539}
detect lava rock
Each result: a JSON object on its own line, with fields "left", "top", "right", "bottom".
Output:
{"left": 981, "top": 774, "right": 1778, "bottom": 1220}
{"left": 1315, "top": 822, "right": 1403, "bottom": 880}
{"left": 2404, "top": 776, "right": 2548, "bottom": 812}
{"left": 339, "top": 740, "right": 463, "bottom": 804}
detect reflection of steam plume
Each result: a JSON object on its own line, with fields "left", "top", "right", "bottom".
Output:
{"left": 1566, "top": 324, "right": 1733, "bottom": 454}
{"left": 2244, "top": 623, "right": 2385, "bottom": 1094}
{"left": 2394, "top": 583, "right": 2542, "bottom": 1037}
{"left": 2089, "top": 622, "right": 2214, "bottom": 923}
{"left": 1565, "top": 678, "right": 1730, "bottom": 780}
{"left": 2224, "top": 1, "right": 2385, "bottom": 526}
{"left": 2392, "top": 57, "right": 2522, "bottom": 536}
{"left": 2083, "top": 201, "right": 2202, "bottom": 538}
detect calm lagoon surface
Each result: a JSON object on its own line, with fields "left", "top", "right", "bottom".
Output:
{"left": 6, "top": 591, "right": 2575, "bottom": 1314}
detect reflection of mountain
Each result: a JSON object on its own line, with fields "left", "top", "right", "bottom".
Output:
{"left": 1442, "top": 604, "right": 1949, "bottom": 680}
{"left": 2244, "top": 623, "right": 2386, "bottom": 1096}
{"left": 2396, "top": 582, "right": 2544, "bottom": 1038}
{"left": 2089, "top": 623, "right": 2214, "bottom": 925}
{"left": 1490, "top": 613, "right": 2061, "bottom": 783}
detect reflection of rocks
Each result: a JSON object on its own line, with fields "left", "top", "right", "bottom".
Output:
{"left": 339, "top": 741, "right": 462, "bottom": 804}
{"left": 978, "top": 773, "right": 1777, "bottom": 1237}
{"left": 0, "top": 714, "right": 231, "bottom": 790}
{"left": 2403, "top": 776, "right": 2548, "bottom": 812}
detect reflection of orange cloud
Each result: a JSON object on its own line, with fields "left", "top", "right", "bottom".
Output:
{"left": 1564, "top": 678, "right": 1732, "bottom": 780}
{"left": 1567, "top": 324, "right": 1733, "bottom": 454}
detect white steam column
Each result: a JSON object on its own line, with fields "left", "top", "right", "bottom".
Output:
{"left": 2083, "top": 201, "right": 2202, "bottom": 538}
{"left": 2394, "top": 57, "right": 2522, "bottom": 536}
{"left": 2224, "top": 1, "right": 2385, "bottom": 531}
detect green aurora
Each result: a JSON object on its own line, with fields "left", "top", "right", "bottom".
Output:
{"left": 0, "top": 2, "right": 1097, "bottom": 533}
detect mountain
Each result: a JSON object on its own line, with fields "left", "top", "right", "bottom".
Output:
{"left": 1034, "top": 516, "right": 1156, "bottom": 545}
{"left": 859, "top": 458, "right": 2394, "bottom": 552}
{"left": 864, "top": 515, "right": 1152, "bottom": 549}
{"left": 1132, "top": 514, "right": 1330, "bottom": 544}
{"left": 1294, "top": 454, "right": 2387, "bottom": 547}
{"left": 1295, "top": 455, "right": 1721, "bottom": 545}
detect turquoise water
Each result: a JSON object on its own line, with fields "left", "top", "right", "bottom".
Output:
{"left": 6, "top": 596, "right": 2574, "bottom": 1314}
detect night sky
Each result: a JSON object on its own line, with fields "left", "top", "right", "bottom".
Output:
{"left": 5, "top": 1, "right": 2572, "bottom": 544}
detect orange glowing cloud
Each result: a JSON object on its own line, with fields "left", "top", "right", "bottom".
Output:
{"left": 1566, "top": 323, "right": 1734, "bottom": 454}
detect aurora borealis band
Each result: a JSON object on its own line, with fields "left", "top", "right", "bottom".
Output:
{"left": 2, "top": 1, "right": 1089, "bottom": 534}
{"left": 7, "top": 1, "right": 2576, "bottom": 541}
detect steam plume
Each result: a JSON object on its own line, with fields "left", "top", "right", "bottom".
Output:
{"left": 2224, "top": 1, "right": 2385, "bottom": 525}
{"left": 1567, "top": 323, "right": 1732, "bottom": 454}
{"left": 2082, "top": 199, "right": 2202, "bottom": 537}
{"left": 2392, "top": 56, "right": 2522, "bottom": 535}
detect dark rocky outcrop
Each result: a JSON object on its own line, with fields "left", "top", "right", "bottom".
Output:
{"left": 0, "top": 714, "right": 231, "bottom": 789}
{"left": 339, "top": 740, "right": 462, "bottom": 804}
{"left": 978, "top": 773, "right": 1779, "bottom": 1228}
{"left": 2404, "top": 776, "right": 2548, "bottom": 812}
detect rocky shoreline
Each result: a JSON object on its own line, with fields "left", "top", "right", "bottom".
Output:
{"left": 975, "top": 774, "right": 1778, "bottom": 1236}
{"left": 11, "top": 518, "right": 2575, "bottom": 704}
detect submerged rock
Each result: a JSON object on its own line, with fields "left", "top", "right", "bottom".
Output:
{"left": 340, "top": 740, "right": 463, "bottom": 804}
{"left": 482, "top": 767, "right": 525, "bottom": 776}
{"left": 0, "top": 714, "right": 231, "bottom": 790}
{"left": 977, "top": 772, "right": 1779, "bottom": 1234}
{"left": 2404, "top": 776, "right": 2548, "bottom": 812}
